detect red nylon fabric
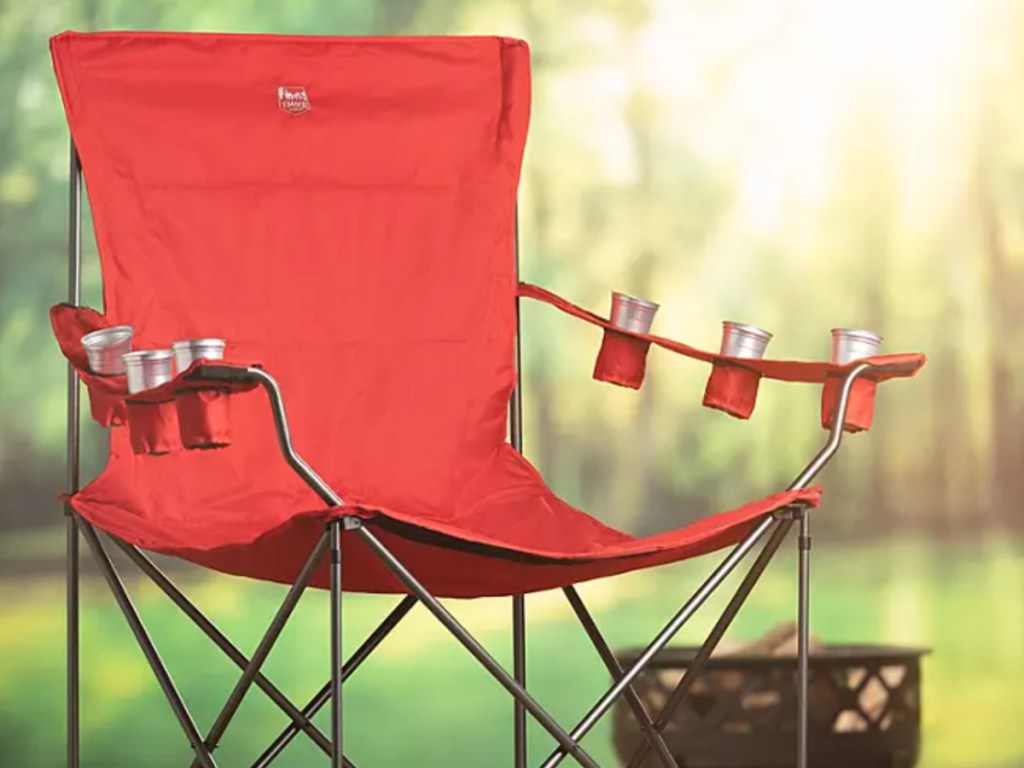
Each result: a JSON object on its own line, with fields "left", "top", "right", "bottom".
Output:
{"left": 51, "top": 31, "right": 824, "bottom": 597}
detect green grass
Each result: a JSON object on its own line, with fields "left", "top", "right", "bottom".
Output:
{"left": 1, "top": 535, "right": 1022, "bottom": 767}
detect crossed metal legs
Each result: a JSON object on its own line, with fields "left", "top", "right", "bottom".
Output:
{"left": 66, "top": 511, "right": 797, "bottom": 768}
{"left": 68, "top": 515, "right": 400, "bottom": 768}
{"left": 61, "top": 361, "right": 862, "bottom": 767}
{"left": 63, "top": 452, "right": 830, "bottom": 768}
{"left": 61, "top": 462, "right": 823, "bottom": 768}
{"left": 113, "top": 539, "right": 334, "bottom": 755}
{"left": 79, "top": 511, "right": 778, "bottom": 768}
{"left": 563, "top": 586, "right": 678, "bottom": 768}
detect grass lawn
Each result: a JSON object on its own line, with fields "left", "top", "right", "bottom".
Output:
{"left": 1, "top": 533, "right": 1021, "bottom": 767}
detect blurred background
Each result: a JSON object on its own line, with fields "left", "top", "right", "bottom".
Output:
{"left": 2, "top": 0, "right": 1023, "bottom": 766}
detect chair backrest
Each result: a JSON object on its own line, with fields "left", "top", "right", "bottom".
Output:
{"left": 52, "top": 32, "right": 531, "bottom": 519}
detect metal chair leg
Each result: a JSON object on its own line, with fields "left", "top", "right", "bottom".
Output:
{"left": 330, "top": 520, "right": 345, "bottom": 768}
{"left": 251, "top": 596, "right": 416, "bottom": 768}
{"left": 513, "top": 594, "right": 527, "bottom": 768}
{"left": 797, "top": 510, "right": 811, "bottom": 768}
{"left": 539, "top": 516, "right": 776, "bottom": 768}
{"left": 65, "top": 140, "right": 82, "bottom": 768}
{"left": 624, "top": 518, "right": 793, "bottom": 768}
{"left": 356, "top": 523, "right": 600, "bottom": 768}
{"left": 114, "top": 540, "right": 333, "bottom": 756}
{"left": 510, "top": 204, "right": 528, "bottom": 768}
{"left": 66, "top": 512, "right": 79, "bottom": 768}
{"left": 189, "top": 531, "right": 330, "bottom": 768}
{"left": 77, "top": 518, "right": 218, "bottom": 768}
{"left": 563, "top": 587, "right": 678, "bottom": 768}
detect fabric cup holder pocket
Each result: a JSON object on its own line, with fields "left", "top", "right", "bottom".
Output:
{"left": 593, "top": 328, "right": 652, "bottom": 390}
{"left": 821, "top": 375, "right": 877, "bottom": 433}
{"left": 126, "top": 400, "right": 182, "bottom": 455}
{"left": 50, "top": 304, "right": 247, "bottom": 454}
{"left": 125, "top": 390, "right": 234, "bottom": 455}
{"left": 176, "top": 389, "right": 232, "bottom": 450}
{"left": 702, "top": 363, "right": 762, "bottom": 419}
{"left": 88, "top": 384, "right": 128, "bottom": 427}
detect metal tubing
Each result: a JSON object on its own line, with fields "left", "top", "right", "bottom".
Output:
{"left": 797, "top": 511, "right": 811, "bottom": 768}
{"left": 78, "top": 520, "right": 218, "bottom": 768}
{"left": 510, "top": 206, "right": 524, "bottom": 454}
{"left": 191, "top": 531, "right": 330, "bottom": 766}
{"left": 788, "top": 363, "right": 871, "bottom": 490}
{"left": 251, "top": 596, "right": 417, "bottom": 768}
{"left": 65, "top": 515, "right": 79, "bottom": 768}
{"left": 113, "top": 541, "right": 332, "bottom": 756}
{"left": 330, "top": 521, "right": 344, "bottom": 768}
{"left": 355, "top": 525, "right": 600, "bottom": 768}
{"left": 778, "top": 365, "right": 869, "bottom": 767}
{"left": 510, "top": 207, "right": 527, "bottom": 768}
{"left": 247, "top": 367, "right": 344, "bottom": 508}
{"left": 563, "top": 587, "right": 678, "bottom": 768}
{"left": 66, "top": 143, "right": 82, "bottom": 484}
{"left": 539, "top": 515, "right": 776, "bottom": 768}
{"left": 65, "top": 142, "right": 82, "bottom": 768}
{"left": 624, "top": 519, "right": 793, "bottom": 768}
{"left": 512, "top": 594, "right": 527, "bottom": 768}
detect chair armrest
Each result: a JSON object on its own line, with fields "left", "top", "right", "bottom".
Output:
{"left": 788, "top": 362, "right": 871, "bottom": 490}
{"left": 186, "top": 364, "right": 263, "bottom": 385}
{"left": 211, "top": 365, "right": 346, "bottom": 509}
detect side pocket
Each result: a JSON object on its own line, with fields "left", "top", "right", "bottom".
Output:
{"left": 50, "top": 303, "right": 128, "bottom": 427}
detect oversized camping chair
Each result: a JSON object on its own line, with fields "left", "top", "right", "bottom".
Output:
{"left": 50, "top": 31, "right": 925, "bottom": 768}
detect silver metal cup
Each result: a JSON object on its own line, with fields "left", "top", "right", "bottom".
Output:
{"left": 81, "top": 326, "right": 134, "bottom": 375}
{"left": 609, "top": 292, "right": 659, "bottom": 334}
{"left": 122, "top": 350, "right": 175, "bottom": 394}
{"left": 831, "top": 328, "right": 882, "bottom": 365}
{"left": 172, "top": 338, "right": 226, "bottom": 371}
{"left": 720, "top": 321, "right": 773, "bottom": 359}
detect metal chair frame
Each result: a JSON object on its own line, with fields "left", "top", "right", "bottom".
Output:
{"left": 63, "top": 143, "right": 868, "bottom": 768}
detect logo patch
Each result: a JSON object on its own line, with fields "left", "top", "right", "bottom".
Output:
{"left": 278, "top": 86, "right": 310, "bottom": 115}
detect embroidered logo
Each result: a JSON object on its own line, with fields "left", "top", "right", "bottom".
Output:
{"left": 278, "top": 86, "right": 310, "bottom": 115}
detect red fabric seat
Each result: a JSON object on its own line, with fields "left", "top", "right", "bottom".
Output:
{"left": 53, "top": 31, "right": 827, "bottom": 598}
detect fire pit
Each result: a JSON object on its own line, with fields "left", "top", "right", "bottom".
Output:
{"left": 613, "top": 644, "right": 928, "bottom": 768}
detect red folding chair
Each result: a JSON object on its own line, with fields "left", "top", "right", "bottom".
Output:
{"left": 50, "top": 31, "right": 925, "bottom": 768}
